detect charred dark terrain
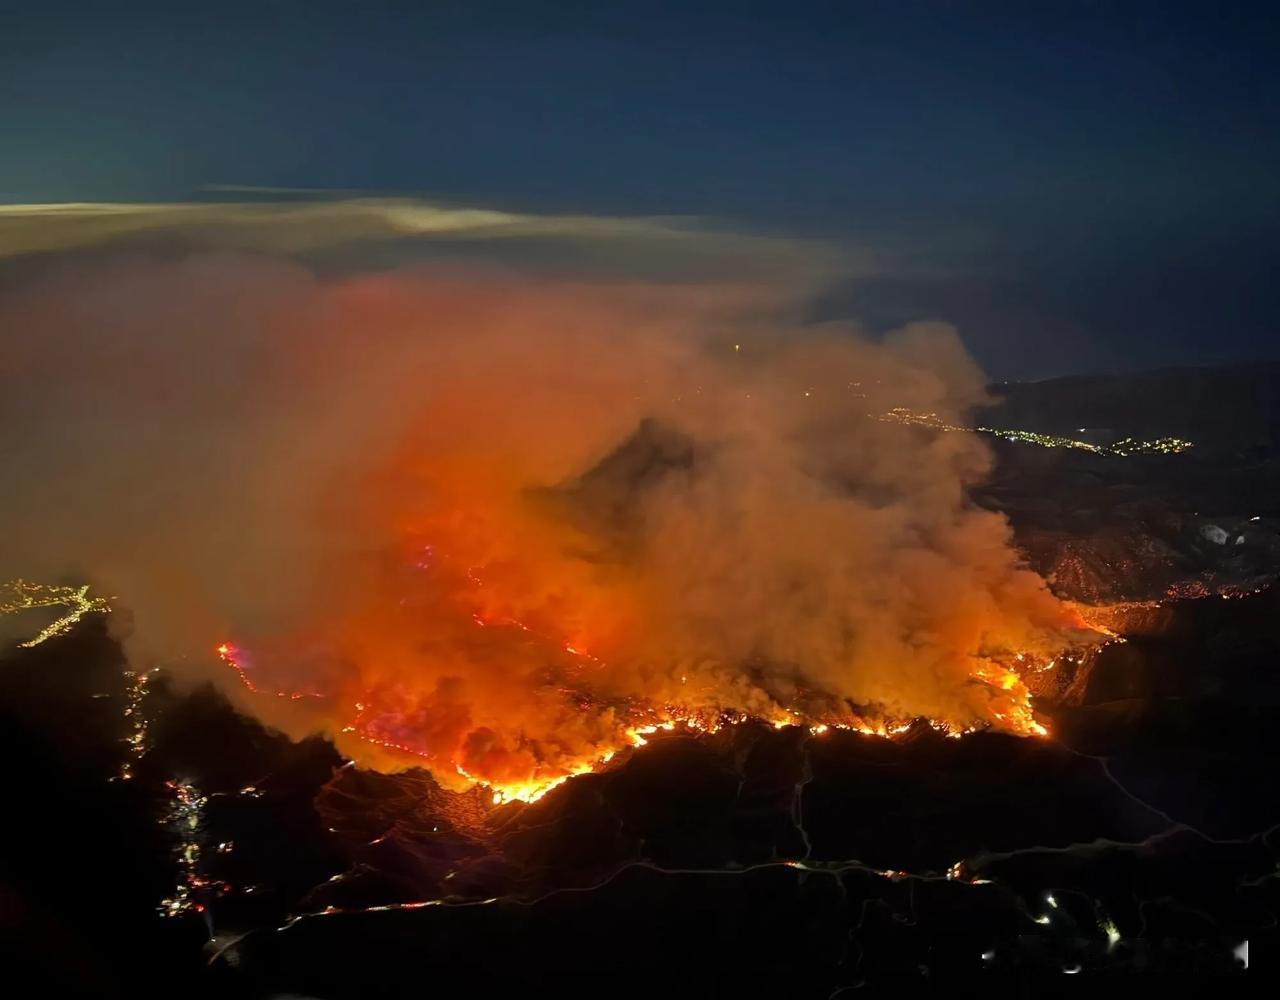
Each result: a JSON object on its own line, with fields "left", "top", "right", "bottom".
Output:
{"left": 3, "top": 365, "right": 1276, "bottom": 995}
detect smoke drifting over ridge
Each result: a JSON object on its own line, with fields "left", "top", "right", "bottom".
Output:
{"left": 0, "top": 203, "right": 1087, "bottom": 796}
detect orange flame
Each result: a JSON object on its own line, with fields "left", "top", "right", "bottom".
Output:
{"left": 197, "top": 277, "right": 1098, "bottom": 805}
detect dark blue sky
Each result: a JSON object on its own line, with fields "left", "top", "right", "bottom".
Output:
{"left": 2, "top": 0, "right": 1277, "bottom": 377}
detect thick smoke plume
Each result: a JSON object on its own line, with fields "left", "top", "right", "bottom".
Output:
{"left": 0, "top": 243, "right": 1086, "bottom": 796}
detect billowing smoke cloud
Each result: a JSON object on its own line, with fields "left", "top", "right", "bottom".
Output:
{"left": 0, "top": 202, "right": 1087, "bottom": 798}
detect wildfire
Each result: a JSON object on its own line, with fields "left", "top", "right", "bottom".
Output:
{"left": 216, "top": 642, "right": 322, "bottom": 701}
{"left": 280, "top": 471, "right": 1093, "bottom": 805}
{"left": 3, "top": 568, "right": 1079, "bottom": 812}
{"left": 215, "top": 607, "right": 1074, "bottom": 806}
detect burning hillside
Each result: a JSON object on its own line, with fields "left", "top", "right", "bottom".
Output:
{"left": 0, "top": 261, "right": 1110, "bottom": 805}
{"left": 203, "top": 325, "right": 1103, "bottom": 804}
{"left": 3, "top": 350, "right": 1275, "bottom": 990}
{"left": 8, "top": 238, "right": 1271, "bottom": 991}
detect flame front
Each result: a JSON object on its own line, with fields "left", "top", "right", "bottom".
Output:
{"left": 215, "top": 518, "right": 1095, "bottom": 805}
{"left": 218, "top": 623, "right": 1070, "bottom": 805}
{"left": 8, "top": 276, "right": 1100, "bottom": 807}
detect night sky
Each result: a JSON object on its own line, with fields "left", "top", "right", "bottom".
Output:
{"left": 2, "top": 0, "right": 1277, "bottom": 377}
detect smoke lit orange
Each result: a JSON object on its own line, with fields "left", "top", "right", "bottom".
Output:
{"left": 193, "top": 278, "right": 1101, "bottom": 804}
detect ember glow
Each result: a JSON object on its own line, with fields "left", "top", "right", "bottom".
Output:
{"left": 0, "top": 267, "right": 1103, "bottom": 807}
{"left": 188, "top": 281, "right": 1102, "bottom": 805}
{"left": 214, "top": 502, "right": 1086, "bottom": 804}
